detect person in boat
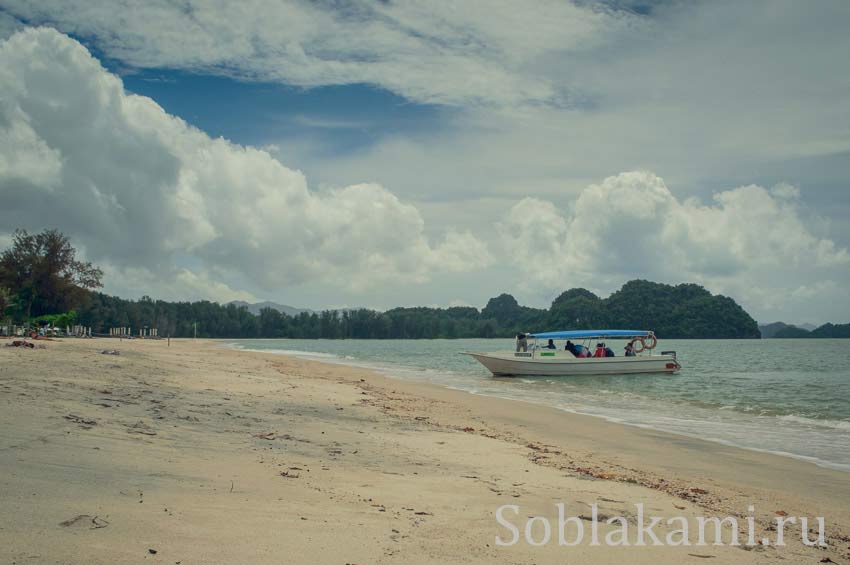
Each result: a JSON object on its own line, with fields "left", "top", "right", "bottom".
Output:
{"left": 544, "top": 339, "right": 556, "bottom": 349}
{"left": 565, "top": 340, "right": 579, "bottom": 357}
{"left": 624, "top": 341, "right": 636, "bottom": 357}
{"left": 604, "top": 344, "right": 615, "bottom": 357}
{"left": 516, "top": 333, "right": 528, "bottom": 352}
{"left": 593, "top": 342, "right": 606, "bottom": 358}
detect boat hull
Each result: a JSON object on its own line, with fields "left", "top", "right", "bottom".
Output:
{"left": 463, "top": 352, "right": 679, "bottom": 377}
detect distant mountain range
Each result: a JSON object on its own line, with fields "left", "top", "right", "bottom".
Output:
{"left": 759, "top": 321, "right": 850, "bottom": 338}
{"left": 759, "top": 322, "right": 799, "bottom": 338}
{"left": 227, "top": 301, "right": 367, "bottom": 317}
{"left": 227, "top": 301, "right": 314, "bottom": 317}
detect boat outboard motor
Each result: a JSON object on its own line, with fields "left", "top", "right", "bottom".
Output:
{"left": 661, "top": 350, "right": 680, "bottom": 368}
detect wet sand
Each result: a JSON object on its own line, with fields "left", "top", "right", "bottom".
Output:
{"left": 1, "top": 338, "right": 847, "bottom": 564}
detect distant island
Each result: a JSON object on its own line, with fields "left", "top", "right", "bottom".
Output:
{"left": 759, "top": 321, "right": 850, "bottom": 339}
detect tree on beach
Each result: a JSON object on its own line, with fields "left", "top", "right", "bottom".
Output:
{"left": 0, "top": 285, "right": 11, "bottom": 321}
{"left": 0, "top": 229, "right": 103, "bottom": 321}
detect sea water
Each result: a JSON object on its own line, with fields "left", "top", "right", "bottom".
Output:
{"left": 224, "top": 338, "right": 850, "bottom": 472}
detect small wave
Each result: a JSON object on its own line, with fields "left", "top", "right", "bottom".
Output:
{"left": 775, "top": 414, "right": 850, "bottom": 431}
{"left": 240, "top": 347, "right": 342, "bottom": 360}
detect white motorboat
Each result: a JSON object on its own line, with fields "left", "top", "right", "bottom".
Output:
{"left": 462, "top": 329, "right": 680, "bottom": 377}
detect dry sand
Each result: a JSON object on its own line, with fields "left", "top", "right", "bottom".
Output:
{"left": 1, "top": 338, "right": 848, "bottom": 564}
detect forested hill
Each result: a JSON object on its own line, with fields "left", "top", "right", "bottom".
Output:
{"left": 769, "top": 322, "right": 850, "bottom": 339}
{"left": 72, "top": 280, "right": 761, "bottom": 339}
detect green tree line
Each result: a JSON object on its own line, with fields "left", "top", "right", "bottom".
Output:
{"left": 2, "top": 229, "right": 765, "bottom": 339}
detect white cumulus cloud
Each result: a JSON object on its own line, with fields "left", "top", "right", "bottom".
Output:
{"left": 0, "top": 28, "right": 491, "bottom": 301}
{"left": 0, "top": 0, "right": 632, "bottom": 107}
{"left": 501, "top": 171, "right": 850, "bottom": 321}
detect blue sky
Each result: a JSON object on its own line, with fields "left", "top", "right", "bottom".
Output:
{"left": 0, "top": 1, "right": 849, "bottom": 323}
{"left": 122, "top": 70, "right": 445, "bottom": 156}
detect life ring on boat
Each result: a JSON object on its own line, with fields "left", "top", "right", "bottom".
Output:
{"left": 631, "top": 338, "right": 645, "bottom": 353}
{"left": 642, "top": 334, "right": 658, "bottom": 350}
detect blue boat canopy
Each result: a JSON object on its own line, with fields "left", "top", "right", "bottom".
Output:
{"left": 527, "top": 329, "right": 652, "bottom": 340}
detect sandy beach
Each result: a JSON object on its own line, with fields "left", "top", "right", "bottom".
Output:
{"left": 1, "top": 338, "right": 848, "bottom": 564}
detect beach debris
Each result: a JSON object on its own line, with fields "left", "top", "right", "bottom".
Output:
{"left": 148, "top": 548, "right": 157, "bottom": 555}
{"left": 775, "top": 510, "right": 788, "bottom": 516}
{"left": 100, "top": 349, "right": 120, "bottom": 355}
{"left": 689, "top": 487, "right": 709, "bottom": 495}
{"left": 127, "top": 421, "right": 157, "bottom": 435}
{"left": 279, "top": 471, "right": 300, "bottom": 478}
{"left": 64, "top": 414, "right": 98, "bottom": 428}
{"left": 277, "top": 433, "right": 311, "bottom": 443}
{"left": 579, "top": 513, "right": 611, "bottom": 522}
{"left": 819, "top": 558, "right": 835, "bottom": 564}
{"left": 58, "top": 514, "right": 109, "bottom": 529}
{"left": 253, "top": 432, "right": 276, "bottom": 440}
{"left": 572, "top": 466, "right": 617, "bottom": 480}
{"left": 687, "top": 554, "right": 716, "bottom": 559}
{"left": 6, "top": 340, "right": 35, "bottom": 348}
